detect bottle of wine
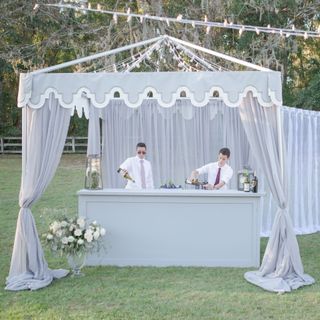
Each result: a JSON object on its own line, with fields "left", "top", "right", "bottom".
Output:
{"left": 252, "top": 171, "right": 258, "bottom": 193}
{"left": 117, "top": 168, "right": 135, "bottom": 183}
{"left": 185, "top": 179, "right": 205, "bottom": 186}
{"left": 244, "top": 171, "right": 250, "bottom": 192}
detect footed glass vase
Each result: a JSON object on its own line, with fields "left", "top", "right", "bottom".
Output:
{"left": 67, "top": 252, "right": 87, "bottom": 277}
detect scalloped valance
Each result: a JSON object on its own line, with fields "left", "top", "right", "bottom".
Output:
{"left": 18, "top": 71, "right": 282, "bottom": 109}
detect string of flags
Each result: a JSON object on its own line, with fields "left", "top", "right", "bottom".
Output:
{"left": 37, "top": 2, "right": 320, "bottom": 39}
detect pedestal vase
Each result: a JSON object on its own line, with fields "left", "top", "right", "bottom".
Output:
{"left": 67, "top": 252, "right": 86, "bottom": 277}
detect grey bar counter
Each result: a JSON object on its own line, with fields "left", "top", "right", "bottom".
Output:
{"left": 77, "top": 188, "right": 265, "bottom": 268}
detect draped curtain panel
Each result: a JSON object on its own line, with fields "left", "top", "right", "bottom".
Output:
{"left": 238, "top": 92, "right": 315, "bottom": 293}
{"left": 5, "top": 94, "right": 70, "bottom": 291}
{"left": 101, "top": 99, "right": 225, "bottom": 189}
{"left": 100, "top": 99, "right": 320, "bottom": 239}
{"left": 87, "top": 102, "right": 101, "bottom": 157}
{"left": 223, "top": 106, "right": 258, "bottom": 190}
{"left": 262, "top": 106, "right": 320, "bottom": 236}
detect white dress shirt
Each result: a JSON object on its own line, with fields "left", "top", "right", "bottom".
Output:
{"left": 120, "top": 156, "right": 154, "bottom": 189}
{"left": 196, "top": 162, "right": 233, "bottom": 190}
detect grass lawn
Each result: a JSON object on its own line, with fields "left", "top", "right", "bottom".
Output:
{"left": 0, "top": 154, "right": 319, "bottom": 319}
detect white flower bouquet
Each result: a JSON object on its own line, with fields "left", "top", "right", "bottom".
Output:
{"left": 39, "top": 208, "right": 106, "bottom": 256}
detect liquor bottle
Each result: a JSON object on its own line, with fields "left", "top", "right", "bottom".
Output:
{"left": 252, "top": 171, "right": 258, "bottom": 193}
{"left": 185, "top": 179, "right": 205, "bottom": 186}
{"left": 244, "top": 171, "right": 250, "bottom": 192}
{"left": 117, "top": 168, "right": 135, "bottom": 183}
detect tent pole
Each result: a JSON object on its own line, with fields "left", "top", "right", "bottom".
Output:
{"left": 21, "top": 105, "right": 27, "bottom": 188}
{"left": 277, "top": 104, "right": 284, "bottom": 185}
{"left": 21, "top": 105, "right": 27, "bottom": 273}
{"left": 167, "top": 36, "right": 272, "bottom": 72}
{"left": 31, "top": 36, "right": 164, "bottom": 75}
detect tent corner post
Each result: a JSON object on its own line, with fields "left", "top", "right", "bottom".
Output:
{"left": 276, "top": 104, "right": 284, "bottom": 185}
{"left": 22, "top": 105, "right": 27, "bottom": 188}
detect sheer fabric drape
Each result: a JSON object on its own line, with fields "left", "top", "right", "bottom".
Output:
{"left": 223, "top": 106, "right": 259, "bottom": 190}
{"left": 261, "top": 106, "right": 320, "bottom": 236}
{"left": 101, "top": 99, "right": 225, "bottom": 189}
{"left": 87, "top": 102, "right": 101, "bottom": 157}
{"left": 5, "top": 94, "right": 70, "bottom": 291}
{"left": 238, "top": 92, "right": 314, "bottom": 293}
{"left": 223, "top": 106, "right": 320, "bottom": 237}
{"left": 101, "top": 99, "right": 320, "bottom": 238}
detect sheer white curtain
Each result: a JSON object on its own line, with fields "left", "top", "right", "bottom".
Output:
{"left": 260, "top": 106, "right": 320, "bottom": 236}
{"left": 238, "top": 92, "right": 314, "bottom": 293}
{"left": 223, "top": 106, "right": 259, "bottom": 189}
{"left": 6, "top": 94, "right": 70, "bottom": 291}
{"left": 100, "top": 99, "right": 320, "bottom": 238}
{"left": 101, "top": 99, "right": 225, "bottom": 189}
{"left": 223, "top": 106, "right": 320, "bottom": 237}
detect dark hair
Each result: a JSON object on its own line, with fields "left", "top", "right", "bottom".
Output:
{"left": 219, "top": 148, "right": 230, "bottom": 158}
{"left": 136, "top": 142, "right": 147, "bottom": 149}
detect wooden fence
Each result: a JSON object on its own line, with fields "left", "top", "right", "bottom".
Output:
{"left": 0, "top": 137, "right": 89, "bottom": 154}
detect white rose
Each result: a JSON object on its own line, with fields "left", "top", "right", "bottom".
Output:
{"left": 84, "top": 230, "right": 92, "bottom": 239}
{"left": 100, "top": 228, "right": 106, "bottom": 236}
{"left": 55, "top": 230, "right": 62, "bottom": 237}
{"left": 68, "top": 236, "right": 75, "bottom": 243}
{"left": 93, "top": 231, "right": 99, "bottom": 240}
{"left": 50, "top": 221, "right": 61, "bottom": 233}
{"left": 92, "top": 221, "right": 98, "bottom": 226}
{"left": 74, "top": 229, "right": 82, "bottom": 237}
{"left": 47, "top": 234, "right": 53, "bottom": 240}
{"left": 86, "top": 234, "right": 93, "bottom": 243}
{"left": 60, "top": 221, "right": 67, "bottom": 227}
{"left": 69, "top": 225, "right": 74, "bottom": 231}
{"left": 69, "top": 219, "right": 73, "bottom": 223}
{"left": 61, "top": 237, "right": 68, "bottom": 244}
{"left": 77, "top": 239, "right": 84, "bottom": 245}
{"left": 77, "top": 218, "right": 85, "bottom": 228}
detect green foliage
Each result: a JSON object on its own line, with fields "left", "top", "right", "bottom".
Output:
{"left": 292, "top": 74, "right": 320, "bottom": 111}
{"left": 0, "top": 0, "right": 319, "bottom": 136}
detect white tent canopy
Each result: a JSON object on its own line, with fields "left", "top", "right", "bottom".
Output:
{"left": 18, "top": 71, "right": 282, "bottom": 109}
{"left": 6, "top": 35, "right": 315, "bottom": 294}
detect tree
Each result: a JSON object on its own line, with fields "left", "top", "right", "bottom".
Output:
{"left": 0, "top": 0, "right": 319, "bottom": 136}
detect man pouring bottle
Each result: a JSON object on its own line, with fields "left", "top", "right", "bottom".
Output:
{"left": 188, "top": 148, "right": 233, "bottom": 190}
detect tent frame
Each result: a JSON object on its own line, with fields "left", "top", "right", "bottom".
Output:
{"left": 22, "top": 34, "right": 283, "bottom": 196}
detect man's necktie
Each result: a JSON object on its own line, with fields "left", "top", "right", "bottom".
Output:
{"left": 140, "top": 160, "right": 146, "bottom": 189}
{"left": 214, "top": 168, "right": 221, "bottom": 186}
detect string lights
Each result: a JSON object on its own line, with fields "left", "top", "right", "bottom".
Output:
{"left": 43, "top": 3, "right": 320, "bottom": 39}
{"left": 89, "top": 37, "right": 229, "bottom": 74}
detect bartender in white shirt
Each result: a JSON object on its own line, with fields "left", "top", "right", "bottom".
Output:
{"left": 188, "top": 148, "right": 233, "bottom": 190}
{"left": 120, "top": 142, "right": 154, "bottom": 189}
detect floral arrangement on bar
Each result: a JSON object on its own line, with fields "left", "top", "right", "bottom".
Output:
{"left": 39, "top": 208, "right": 107, "bottom": 257}
{"left": 160, "top": 180, "right": 182, "bottom": 189}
